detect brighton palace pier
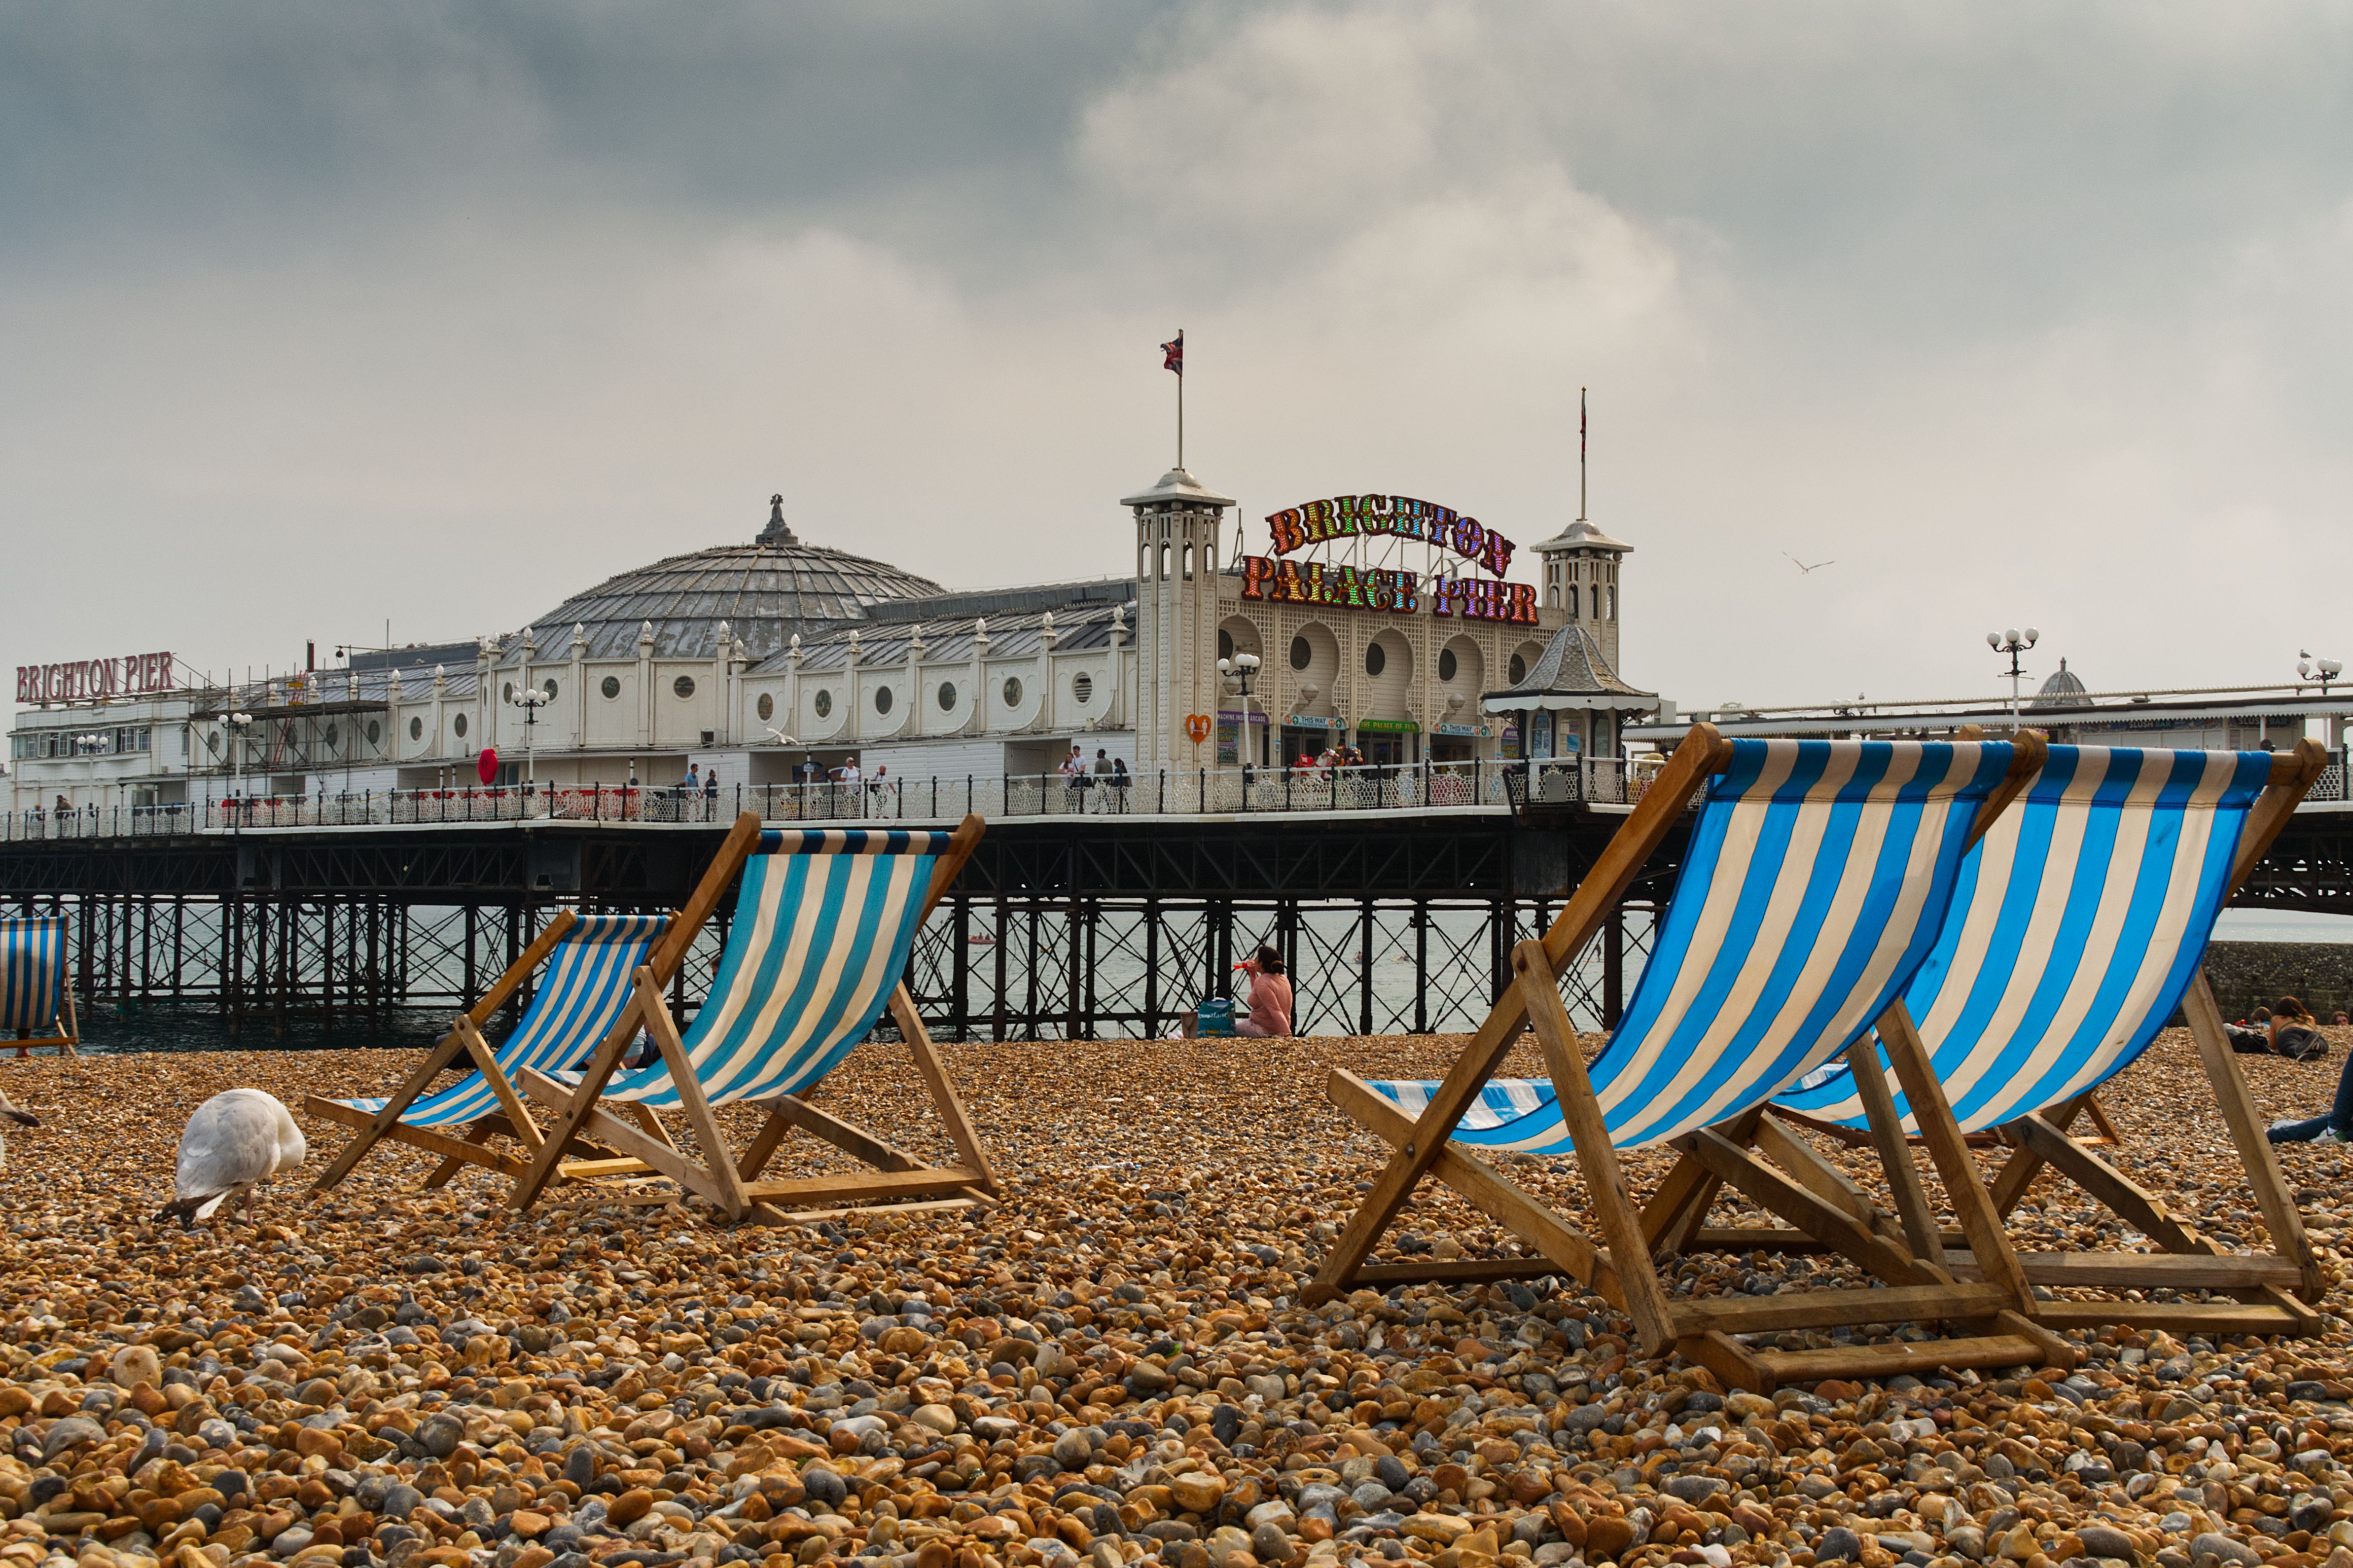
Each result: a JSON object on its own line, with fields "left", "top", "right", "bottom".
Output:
{"left": 7, "top": 469, "right": 1649, "bottom": 817}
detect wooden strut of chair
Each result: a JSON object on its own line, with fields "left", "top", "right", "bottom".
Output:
{"left": 1647, "top": 739, "right": 2331, "bottom": 1343}
{"left": 1310, "top": 724, "right": 2072, "bottom": 1392}
{"left": 508, "top": 813, "right": 996, "bottom": 1225}
{"left": 307, "top": 906, "right": 633, "bottom": 1192}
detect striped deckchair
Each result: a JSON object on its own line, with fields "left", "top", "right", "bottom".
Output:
{"left": 1, "top": 916, "right": 77, "bottom": 1057}
{"left": 511, "top": 814, "right": 990, "bottom": 1225}
{"left": 1738, "top": 740, "right": 2328, "bottom": 1338}
{"left": 306, "top": 910, "right": 669, "bottom": 1191}
{"left": 1311, "top": 725, "right": 2073, "bottom": 1392}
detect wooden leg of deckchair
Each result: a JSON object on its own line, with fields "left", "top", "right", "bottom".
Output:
{"left": 1512, "top": 940, "right": 1677, "bottom": 1355}
{"left": 625, "top": 1102, "right": 680, "bottom": 1149}
{"left": 736, "top": 1109, "right": 794, "bottom": 1182}
{"left": 1878, "top": 1000, "right": 2035, "bottom": 1307}
{"left": 1752, "top": 1113, "right": 1921, "bottom": 1261}
{"left": 889, "top": 983, "right": 997, "bottom": 1191}
{"left": 519, "top": 1070, "right": 734, "bottom": 1207}
{"left": 2183, "top": 969, "right": 2325, "bottom": 1301}
{"left": 514, "top": 984, "right": 649, "bottom": 1210}
{"left": 758, "top": 1095, "right": 925, "bottom": 1173}
{"left": 422, "top": 1122, "right": 500, "bottom": 1189}
{"left": 311, "top": 1015, "right": 478, "bottom": 1195}
{"left": 1310, "top": 725, "right": 1730, "bottom": 1302}
{"left": 455, "top": 1016, "right": 543, "bottom": 1153}
{"left": 635, "top": 970, "right": 750, "bottom": 1220}
{"left": 1676, "top": 1127, "right": 1939, "bottom": 1289}
{"left": 2011, "top": 1113, "right": 2207, "bottom": 1252}
{"left": 2082, "top": 1095, "right": 2125, "bottom": 1146}
{"left": 1842, "top": 1032, "right": 1947, "bottom": 1264}
{"left": 1327, "top": 1070, "right": 1628, "bottom": 1306}
{"left": 62, "top": 988, "right": 78, "bottom": 1056}
{"left": 1989, "top": 1093, "right": 2089, "bottom": 1217}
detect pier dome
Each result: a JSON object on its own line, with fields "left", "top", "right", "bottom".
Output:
{"left": 2029, "top": 657, "right": 2091, "bottom": 710}
{"left": 512, "top": 495, "right": 945, "bottom": 662}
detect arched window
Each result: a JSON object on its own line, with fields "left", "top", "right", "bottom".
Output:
{"left": 1182, "top": 542, "right": 1194, "bottom": 580}
{"left": 1606, "top": 587, "right": 1616, "bottom": 619}
{"left": 1218, "top": 628, "right": 1233, "bottom": 661}
{"left": 1159, "top": 542, "right": 1171, "bottom": 579}
{"left": 1567, "top": 579, "right": 1579, "bottom": 619}
{"left": 1590, "top": 584, "right": 1601, "bottom": 621}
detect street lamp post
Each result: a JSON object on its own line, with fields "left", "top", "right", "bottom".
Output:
{"left": 222, "top": 712, "right": 255, "bottom": 823}
{"left": 1218, "top": 652, "right": 1264, "bottom": 775}
{"left": 1985, "top": 627, "right": 2039, "bottom": 730}
{"left": 2298, "top": 650, "right": 2342, "bottom": 696}
{"left": 509, "top": 684, "right": 552, "bottom": 786}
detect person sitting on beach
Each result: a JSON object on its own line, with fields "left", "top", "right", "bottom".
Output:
{"left": 2270, "top": 996, "right": 2328, "bottom": 1062}
{"left": 1180, "top": 945, "right": 1293, "bottom": 1039}
{"left": 2268, "top": 998, "right": 2346, "bottom": 1142}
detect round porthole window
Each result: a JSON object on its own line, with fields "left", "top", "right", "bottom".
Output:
{"left": 1002, "top": 677, "right": 1023, "bottom": 707}
{"left": 1439, "top": 648, "right": 1458, "bottom": 682}
{"left": 542, "top": 678, "right": 558, "bottom": 700}
{"left": 1508, "top": 653, "right": 1527, "bottom": 684}
{"left": 673, "top": 675, "right": 696, "bottom": 699}
{"left": 1290, "top": 636, "right": 1311, "bottom": 671}
{"left": 1364, "top": 643, "right": 1386, "bottom": 678}
{"left": 756, "top": 693, "right": 774, "bottom": 721}
{"left": 324, "top": 723, "right": 340, "bottom": 749}
{"left": 814, "top": 690, "right": 832, "bottom": 718}
{"left": 502, "top": 682, "right": 514, "bottom": 703}
{"left": 1218, "top": 628, "right": 1234, "bottom": 661}
{"left": 207, "top": 731, "right": 223, "bottom": 754}
{"left": 366, "top": 719, "right": 381, "bottom": 745}
{"left": 875, "top": 685, "right": 894, "bottom": 715}
{"left": 938, "top": 681, "right": 956, "bottom": 711}
{"left": 1073, "top": 673, "right": 1094, "bottom": 705}
{"left": 408, "top": 717, "right": 423, "bottom": 741}
{"left": 453, "top": 712, "right": 469, "bottom": 739}
{"left": 600, "top": 675, "right": 621, "bottom": 700}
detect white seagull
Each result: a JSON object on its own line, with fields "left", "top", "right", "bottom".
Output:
{"left": 158, "top": 1089, "right": 307, "bottom": 1230}
{"left": 0, "top": 1087, "right": 37, "bottom": 1172}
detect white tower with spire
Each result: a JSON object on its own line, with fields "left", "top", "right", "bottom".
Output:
{"left": 1123, "top": 466, "right": 1236, "bottom": 773}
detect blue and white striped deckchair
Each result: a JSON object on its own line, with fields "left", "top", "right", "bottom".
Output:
{"left": 514, "top": 815, "right": 991, "bottom": 1222}
{"left": 1773, "top": 746, "right": 2271, "bottom": 1134}
{"left": 1366, "top": 737, "right": 2022, "bottom": 1153}
{"left": 308, "top": 910, "right": 670, "bottom": 1189}
{"left": 0, "top": 916, "right": 76, "bottom": 1056}
{"left": 1755, "top": 741, "right": 2330, "bottom": 1333}
{"left": 1314, "top": 727, "right": 2069, "bottom": 1388}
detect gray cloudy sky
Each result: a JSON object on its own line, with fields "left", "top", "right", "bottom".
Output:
{"left": 6, "top": 2, "right": 2350, "bottom": 711}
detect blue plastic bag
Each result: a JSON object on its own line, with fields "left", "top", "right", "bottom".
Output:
{"left": 1195, "top": 997, "right": 1236, "bottom": 1037}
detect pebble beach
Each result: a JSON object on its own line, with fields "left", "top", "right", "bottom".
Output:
{"left": 2, "top": 1029, "right": 2351, "bottom": 1568}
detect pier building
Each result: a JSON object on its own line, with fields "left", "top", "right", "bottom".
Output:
{"left": 8, "top": 471, "right": 1652, "bottom": 813}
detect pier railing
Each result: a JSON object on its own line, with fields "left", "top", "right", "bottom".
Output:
{"left": 0, "top": 757, "right": 1667, "bottom": 838}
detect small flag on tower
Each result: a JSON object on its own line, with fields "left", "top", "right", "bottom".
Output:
{"left": 1161, "top": 331, "right": 1184, "bottom": 375}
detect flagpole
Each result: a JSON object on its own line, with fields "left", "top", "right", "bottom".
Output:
{"left": 1578, "top": 386, "right": 1587, "bottom": 523}
{"left": 1177, "top": 327, "right": 1185, "bottom": 469}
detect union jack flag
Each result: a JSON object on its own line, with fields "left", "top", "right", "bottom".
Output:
{"left": 1161, "top": 331, "right": 1184, "bottom": 375}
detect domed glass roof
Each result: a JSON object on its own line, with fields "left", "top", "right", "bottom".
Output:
{"left": 2029, "top": 657, "right": 2091, "bottom": 710}
{"left": 512, "top": 496, "right": 947, "bottom": 662}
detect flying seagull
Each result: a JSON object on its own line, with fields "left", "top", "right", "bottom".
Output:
{"left": 157, "top": 1088, "right": 307, "bottom": 1230}
{"left": 1785, "top": 554, "right": 1836, "bottom": 574}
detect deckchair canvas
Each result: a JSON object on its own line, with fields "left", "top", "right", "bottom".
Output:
{"left": 306, "top": 909, "right": 670, "bottom": 1190}
{"left": 510, "top": 814, "right": 989, "bottom": 1225}
{"left": 1, "top": 916, "right": 76, "bottom": 1057}
{"left": 1309, "top": 725, "right": 2072, "bottom": 1392}
{"left": 1731, "top": 739, "right": 2329, "bottom": 1338}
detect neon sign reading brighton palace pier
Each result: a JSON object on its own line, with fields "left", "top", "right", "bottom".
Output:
{"left": 1239, "top": 494, "right": 1537, "bottom": 625}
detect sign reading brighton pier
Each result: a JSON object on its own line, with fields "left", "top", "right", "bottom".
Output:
{"left": 16, "top": 651, "right": 177, "bottom": 706}
{"left": 1240, "top": 495, "right": 1537, "bottom": 624}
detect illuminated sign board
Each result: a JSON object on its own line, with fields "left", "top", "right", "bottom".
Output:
{"left": 1241, "top": 495, "right": 1537, "bottom": 625}
{"left": 17, "top": 652, "right": 177, "bottom": 706}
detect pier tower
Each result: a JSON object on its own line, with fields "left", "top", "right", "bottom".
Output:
{"left": 1124, "top": 467, "right": 1236, "bottom": 773}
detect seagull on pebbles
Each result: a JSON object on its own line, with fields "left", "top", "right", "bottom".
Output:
{"left": 0, "top": 1087, "right": 36, "bottom": 1171}
{"left": 157, "top": 1088, "right": 306, "bottom": 1230}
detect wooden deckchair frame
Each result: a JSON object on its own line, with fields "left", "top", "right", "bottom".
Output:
{"left": 6, "top": 918, "right": 79, "bottom": 1058}
{"left": 307, "top": 904, "right": 668, "bottom": 1191}
{"left": 509, "top": 813, "right": 994, "bottom": 1225}
{"left": 1651, "top": 739, "right": 2330, "bottom": 1343}
{"left": 1309, "top": 725, "right": 2074, "bottom": 1392}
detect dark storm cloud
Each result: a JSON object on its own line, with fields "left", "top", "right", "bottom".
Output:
{"left": 3, "top": 2, "right": 2350, "bottom": 706}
